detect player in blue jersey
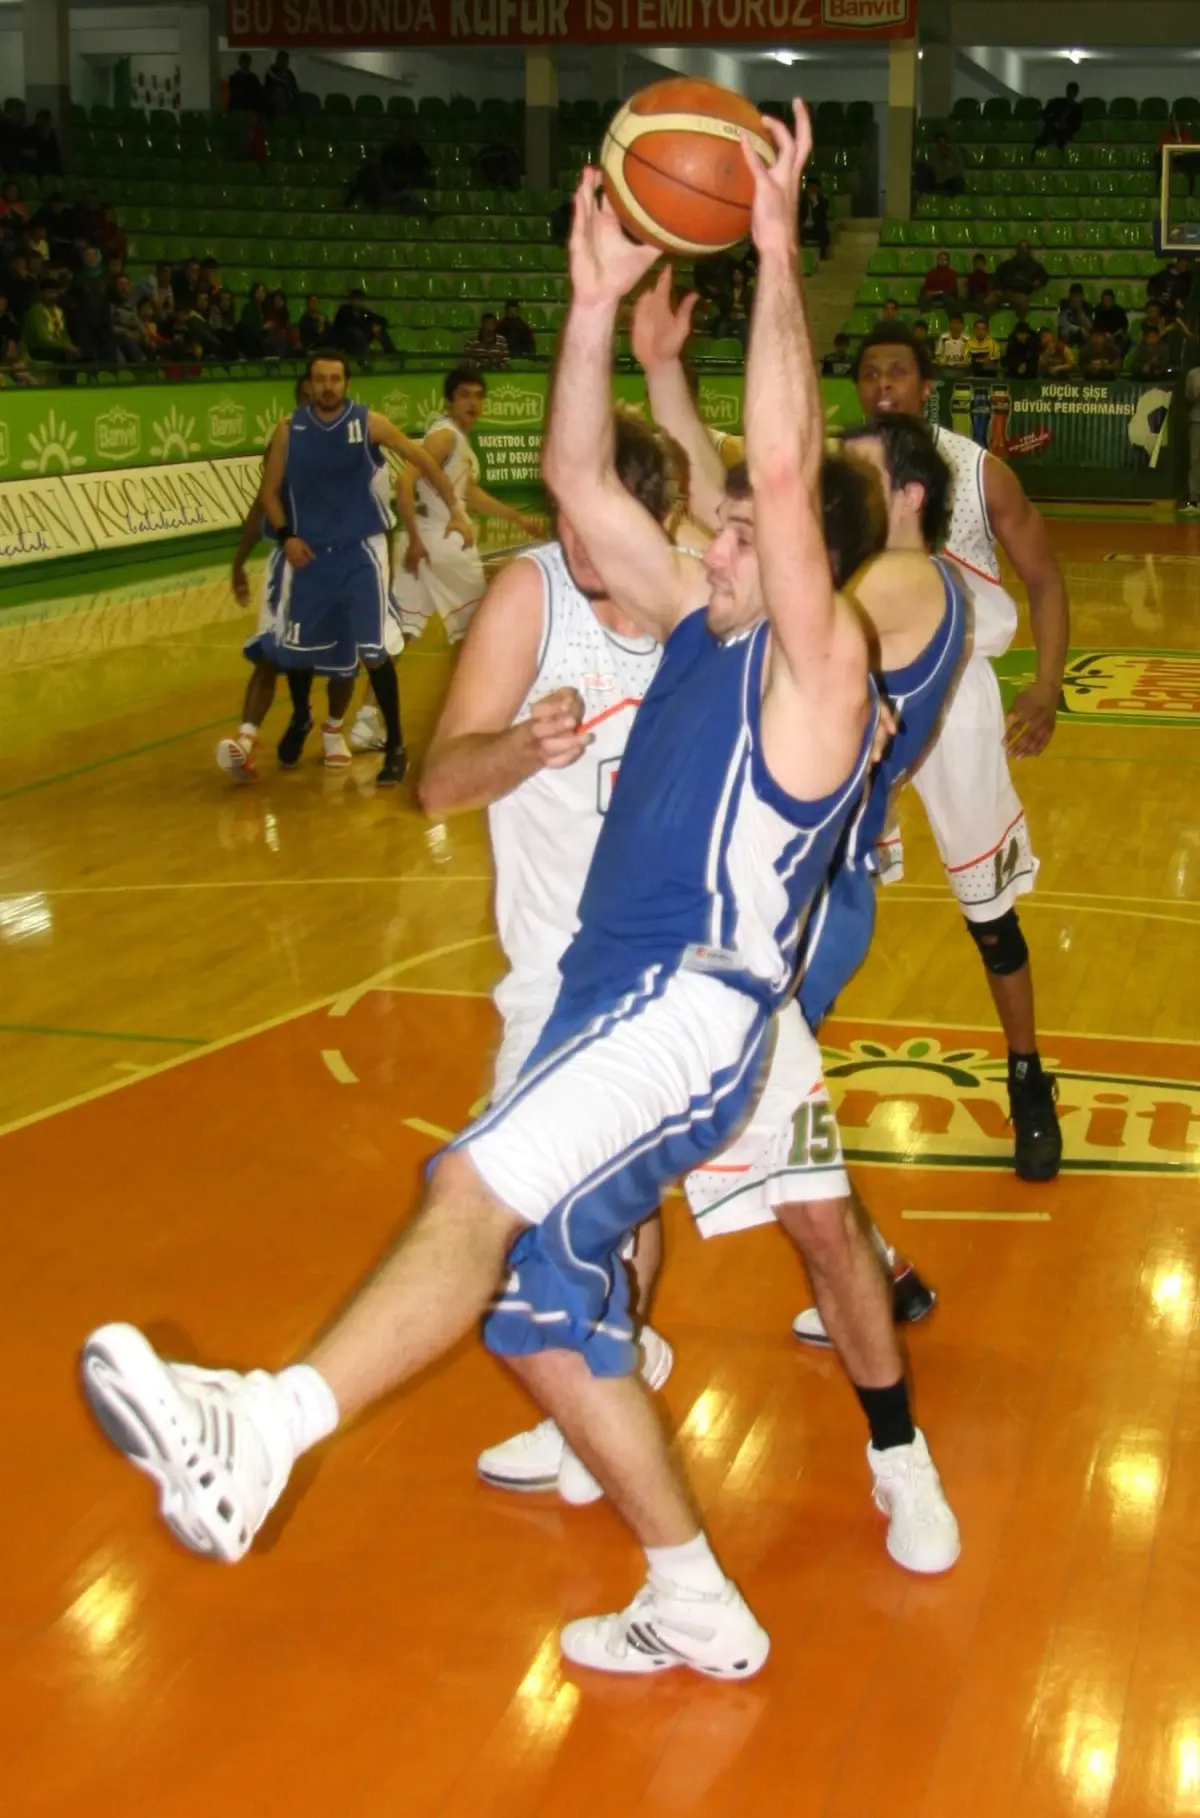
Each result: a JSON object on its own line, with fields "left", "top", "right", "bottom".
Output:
{"left": 80, "top": 106, "right": 888, "bottom": 1680}
{"left": 259, "top": 350, "right": 475, "bottom": 785}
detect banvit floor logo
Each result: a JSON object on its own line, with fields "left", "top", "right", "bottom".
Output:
{"left": 94, "top": 406, "right": 141, "bottom": 461}
{"left": 208, "top": 399, "right": 247, "bottom": 450}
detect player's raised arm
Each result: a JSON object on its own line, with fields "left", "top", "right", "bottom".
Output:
{"left": 368, "top": 412, "right": 476, "bottom": 547}
{"left": 632, "top": 269, "right": 727, "bottom": 530}
{"left": 742, "top": 105, "right": 836, "bottom": 676}
{"left": 542, "top": 170, "right": 706, "bottom": 640}
{"left": 418, "top": 559, "right": 588, "bottom": 815}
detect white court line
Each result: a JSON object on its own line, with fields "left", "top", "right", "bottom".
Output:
{"left": 321, "top": 1049, "right": 358, "bottom": 1085}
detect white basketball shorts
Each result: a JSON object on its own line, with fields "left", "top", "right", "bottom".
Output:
{"left": 393, "top": 526, "right": 486, "bottom": 645}
{"left": 683, "top": 999, "right": 849, "bottom": 1237}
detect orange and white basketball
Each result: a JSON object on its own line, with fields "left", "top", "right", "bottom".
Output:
{"left": 600, "top": 78, "right": 775, "bottom": 256}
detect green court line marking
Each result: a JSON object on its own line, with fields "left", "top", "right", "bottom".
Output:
{"left": 0, "top": 717, "right": 232, "bottom": 803}
{"left": 0, "top": 1022, "right": 204, "bottom": 1045}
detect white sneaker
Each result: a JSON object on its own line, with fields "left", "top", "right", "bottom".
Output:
{"left": 322, "top": 722, "right": 352, "bottom": 768}
{"left": 561, "top": 1574, "right": 770, "bottom": 1680}
{"left": 347, "top": 705, "right": 386, "bottom": 752}
{"left": 80, "top": 1323, "right": 293, "bottom": 1563}
{"left": 477, "top": 1417, "right": 563, "bottom": 1492}
{"left": 216, "top": 732, "right": 257, "bottom": 780}
{"left": 867, "top": 1428, "right": 960, "bottom": 1574}
{"left": 478, "top": 1325, "right": 675, "bottom": 1503}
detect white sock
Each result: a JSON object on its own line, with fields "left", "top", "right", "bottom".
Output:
{"left": 238, "top": 721, "right": 258, "bottom": 742}
{"left": 274, "top": 1365, "right": 339, "bottom": 1457}
{"left": 645, "top": 1531, "right": 726, "bottom": 1596}
{"left": 324, "top": 717, "right": 344, "bottom": 731}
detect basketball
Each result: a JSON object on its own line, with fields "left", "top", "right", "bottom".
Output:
{"left": 600, "top": 78, "right": 775, "bottom": 257}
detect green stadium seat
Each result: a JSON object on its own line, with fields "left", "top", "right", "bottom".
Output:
{"left": 1174, "top": 96, "right": 1200, "bottom": 123}
{"left": 981, "top": 98, "right": 1012, "bottom": 122}
{"left": 1108, "top": 97, "right": 1138, "bottom": 120}
{"left": 324, "top": 93, "right": 353, "bottom": 115}
{"left": 1080, "top": 97, "right": 1107, "bottom": 122}
{"left": 386, "top": 95, "right": 416, "bottom": 119}
{"left": 989, "top": 310, "right": 1017, "bottom": 339}
{"left": 951, "top": 98, "right": 980, "bottom": 122}
{"left": 354, "top": 94, "right": 384, "bottom": 115}
{"left": 1072, "top": 252, "right": 1105, "bottom": 276}
{"left": 1013, "top": 98, "right": 1042, "bottom": 123}
{"left": 846, "top": 308, "right": 881, "bottom": 336}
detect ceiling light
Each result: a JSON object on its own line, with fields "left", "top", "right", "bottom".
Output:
{"left": 771, "top": 50, "right": 799, "bottom": 65}
{"left": 1066, "top": 48, "right": 1085, "bottom": 64}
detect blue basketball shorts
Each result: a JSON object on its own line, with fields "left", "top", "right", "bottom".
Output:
{"left": 242, "top": 543, "right": 287, "bottom": 667}
{"left": 447, "top": 964, "right": 770, "bottom": 1377}
{"left": 274, "top": 533, "right": 391, "bottom": 677}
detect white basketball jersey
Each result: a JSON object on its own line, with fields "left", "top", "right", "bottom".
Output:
{"left": 417, "top": 414, "right": 478, "bottom": 525}
{"left": 933, "top": 426, "right": 1017, "bottom": 656}
{"left": 489, "top": 541, "right": 661, "bottom": 1022}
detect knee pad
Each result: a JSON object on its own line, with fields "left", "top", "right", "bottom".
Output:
{"left": 965, "top": 908, "right": 1028, "bottom": 976}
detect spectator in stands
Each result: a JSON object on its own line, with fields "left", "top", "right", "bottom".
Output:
{"left": 136, "top": 261, "right": 174, "bottom": 323}
{"left": 936, "top": 313, "right": 970, "bottom": 366}
{"left": 1037, "top": 327, "right": 1076, "bottom": 374}
{"left": 77, "top": 189, "right": 105, "bottom": 243}
{"left": 347, "top": 149, "right": 387, "bottom": 210}
{"left": 879, "top": 298, "right": 901, "bottom": 322}
{"left": 26, "top": 109, "right": 63, "bottom": 177}
{"left": 382, "top": 122, "right": 434, "bottom": 191}
{"left": 264, "top": 289, "right": 300, "bottom": 352}
{"left": 110, "top": 273, "right": 146, "bottom": 364}
{"left": 1004, "top": 320, "right": 1040, "bottom": 378}
{"left": 1148, "top": 255, "right": 1194, "bottom": 314}
{"left": 475, "top": 138, "right": 522, "bottom": 190}
{"left": 264, "top": 51, "right": 300, "bottom": 117}
{"left": 967, "top": 316, "right": 1000, "bottom": 372}
{"left": 1078, "top": 326, "right": 1122, "bottom": 378}
{"left": 0, "top": 179, "right": 28, "bottom": 227}
{"left": 912, "top": 319, "right": 930, "bottom": 349}
{"left": 23, "top": 277, "right": 81, "bottom": 371}
{"left": 820, "top": 332, "right": 853, "bottom": 377}
{"left": 1032, "top": 82, "right": 1082, "bottom": 159}
{"left": 1145, "top": 298, "right": 1197, "bottom": 366}
{"left": 4, "top": 249, "right": 36, "bottom": 322}
{"left": 914, "top": 132, "right": 967, "bottom": 197}
{"left": 98, "top": 209, "right": 127, "bottom": 267}
{"left": 714, "top": 265, "right": 752, "bottom": 346}
{"left": 332, "top": 287, "right": 395, "bottom": 356}
{"left": 1127, "top": 323, "right": 1173, "bottom": 379}
{"left": 183, "top": 287, "right": 223, "bottom": 358}
{"left": 237, "top": 281, "right": 271, "bottom": 358}
{"left": 1057, "top": 282, "right": 1093, "bottom": 346}
{"left": 1092, "top": 287, "right": 1130, "bottom": 354}
{"left": 993, "top": 240, "right": 1049, "bottom": 319}
{"left": 209, "top": 287, "right": 238, "bottom": 354}
{"left": 135, "top": 295, "right": 169, "bottom": 359}
{"left": 164, "top": 303, "right": 206, "bottom": 365}
{"left": 172, "top": 258, "right": 201, "bottom": 308}
{"left": 964, "top": 252, "right": 994, "bottom": 314}
{"left": 31, "top": 193, "right": 75, "bottom": 266}
{"left": 465, "top": 310, "right": 510, "bottom": 369}
{"left": 799, "top": 178, "right": 830, "bottom": 260}
{"left": 200, "top": 256, "right": 222, "bottom": 296}
{"left": 500, "top": 298, "right": 536, "bottom": 359}
{"left": 0, "top": 286, "right": 24, "bottom": 365}
{"left": 1160, "top": 113, "right": 1200, "bottom": 197}
{"left": 228, "top": 53, "right": 264, "bottom": 114}
{"left": 299, "top": 294, "right": 330, "bottom": 351}
{"left": 67, "top": 245, "right": 118, "bottom": 363}
{"left": 0, "top": 99, "right": 27, "bottom": 172}
{"left": 921, "top": 249, "right": 960, "bottom": 303}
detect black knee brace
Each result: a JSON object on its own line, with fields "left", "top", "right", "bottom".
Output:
{"left": 965, "top": 908, "right": 1029, "bottom": 976}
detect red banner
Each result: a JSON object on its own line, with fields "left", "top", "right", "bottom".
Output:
{"left": 227, "top": 0, "right": 914, "bottom": 50}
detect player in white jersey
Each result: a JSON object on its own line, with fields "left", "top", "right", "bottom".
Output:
{"left": 642, "top": 299, "right": 1068, "bottom": 1187}
{"left": 348, "top": 365, "right": 542, "bottom": 753}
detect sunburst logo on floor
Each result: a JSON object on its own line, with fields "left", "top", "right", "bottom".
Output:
{"left": 21, "top": 410, "right": 85, "bottom": 473}
{"left": 149, "top": 405, "right": 201, "bottom": 461}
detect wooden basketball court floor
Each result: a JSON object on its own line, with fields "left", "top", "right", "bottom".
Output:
{"left": 2, "top": 516, "right": 1199, "bottom": 1818}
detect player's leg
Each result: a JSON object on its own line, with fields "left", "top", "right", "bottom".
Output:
{"left": 477, "top": 1003, "right": 671, "bottom": 1503}
{"left": 391, "top": 533, "right": 436, "bottom": 647}
{"left": 347, "top": 535, "right": 407, "bottom": 784}
{"left": 426, "top": 538, "right": 486, "bottom": 648}
{"left": 321, "top": 673, "right": 357, "bottom": 769}
{"left": 273, "top": 555, "right": 346, "bottom": 768}
{"left": 683, "top": 1006, "right": 958, "bottom": 1573}
{"left": 909, "top": 651, "right": 1061, "bottom": 1181}
{"left": 217, "top": 547, "right": 287, "bottom": 778}
{"left": 507, "top": 1347, "right": 768, "bottom": 1679}
{"left": 349, "top": 591, "right": 403, "bottom": 753}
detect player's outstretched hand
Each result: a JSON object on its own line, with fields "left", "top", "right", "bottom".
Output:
{"left": 569, "top": 168, "right": 660, "bottom": 309}
{"left": 517, "top": 511, "right": 543, "bottom": 537}
{"left": 231, "top": 562, "right": 250, "bottom": 606}
{"left": 447, "top": 508, "right": 477, "bottom": 548}
{"left": 741, "top": 101, "right": 809, "bottom": 260}
{"left": 1005, "top": 682, "right": 1058, "bottom": 758}
{"left": 283, "top": 535, "right": 314, "bottom": 569}
{"left": 404, "top": 532, "right": 431, "bottom": 576}
{"left": 632, "top": 266, "right": 698, "bottom": 370}
{"left": 528, "top": 686, "right": 590, "bottom": 770}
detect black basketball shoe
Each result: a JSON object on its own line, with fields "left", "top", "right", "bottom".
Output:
{"left": 1009, "top": 1070, "right": 1062, "bottom": 1182}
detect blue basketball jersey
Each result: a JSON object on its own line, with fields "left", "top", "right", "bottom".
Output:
{"left": 284, "top": 401, "right": 388, "bottom": 549}
{"left": 558, "top": 610, "right": 880, "bottom": 1014}
{"left": 798, "top": 556, "right": 968, "bottom": 1026}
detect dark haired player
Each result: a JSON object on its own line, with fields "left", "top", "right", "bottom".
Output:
{"left": 260, "top": 350, "right": 474, "bottom": 785}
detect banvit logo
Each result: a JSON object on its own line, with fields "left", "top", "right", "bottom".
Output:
{"left": 699, "top": 393, "right": 739, "bottom": 427}
{"left": 822, "top": 0, "right": 909, "bottom": 25}
{"left": 381, "top": 389, "right": 412, "bottom": 426}
{"left": 208, "top": 399, "right": 247, "bottom": 450}
{"left": 483, "top": 384, "right": 543, "bottom": 425}
{"left": 94, "top": 406, "right": 141, "bottom": 460}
